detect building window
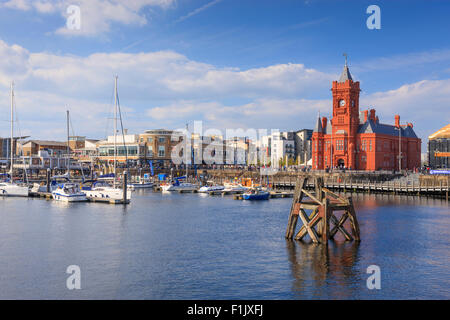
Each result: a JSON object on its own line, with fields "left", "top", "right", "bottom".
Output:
{"left": 147, "top": 137, "right": 153, "bottom": 143}
{"left": 362, "top": 140, "right": 367, "bottom": 151}
{"left": 158, "top": 137, "right": 165, "bottom": 143}
{"left": 336, "top": 140, "right": 344, "bottom": 151}
{"left": 147, "top": 146, "right": 153, "bottom": 157}
{"left": 369, "top": 140, "right": 372, "bottom": 152}
{"left": 158, "top": 146, "right": 165, "bottom": 157}
{"left": 361, "top": 155, "right": 366, "bottom": 162}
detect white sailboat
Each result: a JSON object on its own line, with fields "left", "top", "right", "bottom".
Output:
{"left": 0, "top": 82, "right": 29, "bottom": 197}
{"left": 83, "top": 76, "right": 131, "bottom": 202}
{"left": 52, "top": 110, "right": 87, "bottom": 202}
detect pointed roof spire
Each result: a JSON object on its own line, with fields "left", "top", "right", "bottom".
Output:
{"left": 339, "top": 53, "right": 353, "bottom": 82}
{"left": 313, "top": 114, "right": 323, "bottom": 133}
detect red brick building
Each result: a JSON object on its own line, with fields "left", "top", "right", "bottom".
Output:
{"left": 312, "top": 61, "right": 421, "bottom": 171}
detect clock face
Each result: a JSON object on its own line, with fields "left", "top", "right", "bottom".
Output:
{"left": 339, "top": 99, "right": 346, "bottom": 107}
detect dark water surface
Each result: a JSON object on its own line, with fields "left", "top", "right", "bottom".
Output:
{"left": 0, "top": 191, "right": 448, "bottom": 299}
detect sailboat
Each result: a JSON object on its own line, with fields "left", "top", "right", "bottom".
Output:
{"left": 0, "top": 82, "right": 29, "bottom": 197}
{"left": 52, "top": 110, "right": 87, "bottom": 202}
{"left": 83, "top": 76, "right": 131, "bottom": 202}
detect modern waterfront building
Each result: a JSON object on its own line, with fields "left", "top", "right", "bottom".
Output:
{"left": 428, "top": 124, "right": 450, "bottom": 169}
{"left": 294, "top": 129, "right": 313, "bottom": 165}
{"left": 312, "top": 60, "right": 421, "bottom": 171}
{"left": 20, "top": 140, "right": 69, "bottom": 157}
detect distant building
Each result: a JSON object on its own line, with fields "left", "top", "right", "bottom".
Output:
{"left": 20, "top": 140, "right": 69, "bottom": 157}
{"left": 312, "top": 60, "right": 421, "bottom": 171}
{"left": 428, "top": 124, "right": 450, "bottom": 169}
{"left": 97, "top": 134, "right": 144, "bottom": 163}
{"left": 138, "top": 129, "right": 183, "bottom": 166}
{"left": 0, "top": 136, "right": 29, "bottom": 158}
{"left": 294, "top": 129, "right": 313, "bottom": 164}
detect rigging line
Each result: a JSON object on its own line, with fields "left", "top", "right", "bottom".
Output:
{"left": 116, "top": 91, "right": 129, "bottom": 169}
{"left": 12, "top": 86, "right": 28, "bottom": 183}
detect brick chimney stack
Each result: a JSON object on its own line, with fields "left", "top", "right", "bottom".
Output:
{"left": 369, "top": 109, "right": 376, "bottom": 122}
{"left": 364, "top": 110, "right": 369, "bottom": 122}
{"left": 395, "top": 115, "right": 400, "bottom": 127}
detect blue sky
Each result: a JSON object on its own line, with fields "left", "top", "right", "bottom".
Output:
{"left": 0, "top": 0, "right": 449, "bottom": 150}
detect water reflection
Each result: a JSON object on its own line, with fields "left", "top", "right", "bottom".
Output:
{"left": 286, "top": 240, "right": 361, "bottom": 299}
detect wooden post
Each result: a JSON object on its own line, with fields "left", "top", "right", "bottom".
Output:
{"left": 123, "top": 170, "right": 128, "bottom": 204}
{"left": 321, "top": 198, "right": 329, "bottom": 243}
{"left": 285, "top": 177, "right": 306, "bottom": 239}
{"left": 46, "top": 168, "right": 51, "bottom": 193}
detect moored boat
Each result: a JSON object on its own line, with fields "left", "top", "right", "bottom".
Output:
{"left": 198, "top": 183, "right": 224, "bottom": 193}
{"left": 82, "top": 180, "right": 131, "bottom": 200}
{"left": 242, "top": 188, "right": 270, "bottom": 200}
{"left": 52, "top": 183, "right": 87, "bottom": 202}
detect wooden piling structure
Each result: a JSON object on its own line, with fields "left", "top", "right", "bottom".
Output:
{"left": 285, "top": 175, "right": 360, "bottom": 243}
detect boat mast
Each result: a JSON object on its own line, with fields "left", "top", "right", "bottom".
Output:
{"left": 10, "top": 82, "right": 14, "bottom": 179}
{"left": 186, "top": 123, "right": 189, "bottom": 180}
{"left": 114, "top": 76, "right": 118, "bottom": 188}
{"left": 67, "top": 110, "right": 70, "bottom": 180}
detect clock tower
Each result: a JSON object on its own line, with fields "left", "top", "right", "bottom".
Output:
{"left": 330, "top": 55, "right": 360, "bottom": 169}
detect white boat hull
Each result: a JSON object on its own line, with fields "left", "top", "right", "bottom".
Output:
{"left": 52, "top": 183, "right": 88, "bottom": 202}
{"left": 85, "top": 187, "right": 132, "bottom": 200}
{"left": 162, "top": 183, "right": 198, "bottom": 192}
{"left": 198, "top": 186, "right": 225, "bottom": 193}
{"left": 128, "top": 182, "right": 153, "bottom": 190}
{"left": 0, "top": 183, "right": 29, "bottom": 197}
{"left": 52, "top": 193, "right": 88, "bottom": 202}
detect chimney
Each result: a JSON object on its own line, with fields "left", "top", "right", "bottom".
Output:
{"left": 395, "top": 115, "right": 400, "bottom": 127}
{"left": 321, "top": 117, "right": 327, "bottom": 132}
{"left": 369, "top": 109, "right": 376, "bottom": 122}
{"left": 408, "top": 122, "right": 413, "bottom": 128}
{"left": 363, "top": 110, "right": 369, "bottom": 122}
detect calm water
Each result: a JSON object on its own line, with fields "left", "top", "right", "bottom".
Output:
{"left": 0, "top": 190, "right": 448, "bottom": 299}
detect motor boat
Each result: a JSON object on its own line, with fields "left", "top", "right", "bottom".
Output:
{"left": 198, "top": 183, "right": 225, "bottom": 193}
{"left": 242, "top": 188, "right": 270, "bottom": 200}
{"left": 161, "top": 179, "right": 198, "bottom": 192}
{"left": 223, "top": 182, "right": 248, "bottom": 193}
{"left": 82, "top": 180, "right": 131, "bottom": 200}
{"left": 128, "top": 176, "right": 153, "bottom": 190}
{"left": 52, "top": 183, "right": 88, "bottom": 202}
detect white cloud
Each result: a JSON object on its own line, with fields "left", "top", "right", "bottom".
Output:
{"left": 0, "top": 39, "right": 448, "bottom": 143}
{"left": 1, "top": 0, "right": 176, "bottom": 36}
{"left": 361, "top": 79, "right": 450, "bottom": 141}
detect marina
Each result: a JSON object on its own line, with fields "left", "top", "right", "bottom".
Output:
{"left": 0, "top": 0, "right": 449, "bottom": 304}
{"left": 0, "top": 189, "right": 448, "bottom": 299}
